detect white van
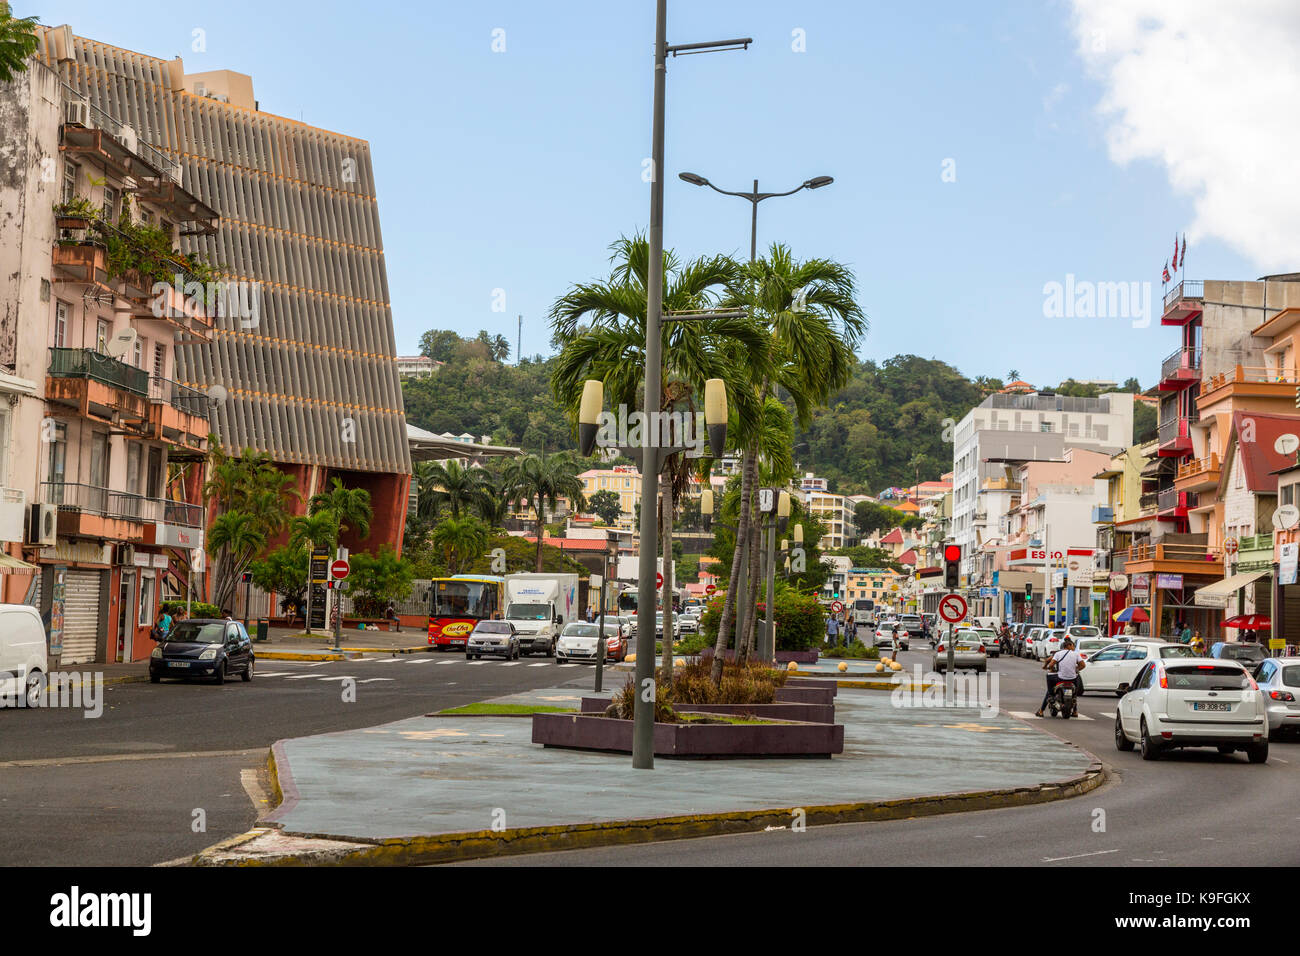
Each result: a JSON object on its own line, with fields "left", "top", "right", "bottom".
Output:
{"left": 0, "top": 604, "right": 48, "bottom": 708}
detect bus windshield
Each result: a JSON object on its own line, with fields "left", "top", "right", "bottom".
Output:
{"left": 618, "top": 592, "right": 637, "bottom": 615}
{"left": 433, "top": 580, "right": 497, "bottom": 619}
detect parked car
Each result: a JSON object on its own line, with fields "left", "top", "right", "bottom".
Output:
{"left": 1115, "top": 658, "right": 1268, "bottom": 762}
{"left": 149, "top": 619, "right": 255, "bottom": 684}
{"left": 873, "top": 621, "right": 911, "bottom": 651}
{"left": 654, "top": 612, "right": 680, "bottom": 640}
{"left": 967, "top": 627, "right": 1000, "bottom": 658}
{"left": 1210, "top": 642, "right": 1269, "bottom": 668}
{"left": 1080, "top": 640, "right": 1195, "bottom": 695}
{"left": 1252, "top": 658, "right": 1300, "bottom": 739}
{"left": 1034, "top": 628, "right": 1068, "bottom": 660}
{"left": 933, "top": 632, "right": 988, "bottom": 673}
{"left": 1074, "top": 637, "right": 1112, "bottom": 661}
{"left": 1066, "top": 625, "right": 1102, "bottom": 641}
{"left": 466, "top": 620, "right": 520, "bottom": 660}
{"left": 1022, "top": 626, "right": 1045, "bottom": 659}
{"left": 0, "top": 604, "right": 48, "bottom": 707}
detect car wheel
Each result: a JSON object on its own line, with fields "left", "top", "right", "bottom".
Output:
{"left": 242, "top": 658, "right": 254, "bottom": 682}
{"left": 1246, "top": 741, "right": 1269, "bottom": 764}
{"left": 24, "top": 670, "right": 45, "bottom": 707}
{"left": 212, "top": 663, "right": 226, "bottom": 685}
{"left": 1139, "top": 718, "right": 1161, "bottom": 761}
{"left": 1114, "top": 712, "right": 1134, "bottom": 751}
{"left": 150, "top": 672, "right": 161, "bottom": 684}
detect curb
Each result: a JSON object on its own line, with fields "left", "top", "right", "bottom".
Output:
{"left": 194, "top": 748, "right": 1105, "bottom": 867}
{"left": 254, "top": 651, "right": 352, "bottom": 662}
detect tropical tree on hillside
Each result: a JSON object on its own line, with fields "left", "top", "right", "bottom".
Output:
{"left": 0, "top": 3, "right": 39, "bottom": 84}
{"left": 413, "top": 459, "right": 486, "bottom": 522}
{"left": 710, "top": 244, "right": 865, "bottom": 681}
{"left": 507, "top": 453, "right": 586, "bottom": 572}
{"left": 587, "top": 489, "right": 622, "bottom": 526}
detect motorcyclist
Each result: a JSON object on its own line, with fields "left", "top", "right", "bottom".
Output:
{"left": 998, "top": 623, "right": 1011, "bottom": 653}
{"left": 1036, "top": 636, "right": 1085, "bottom": 717}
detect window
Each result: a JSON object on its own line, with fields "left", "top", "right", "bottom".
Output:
{"left": 96, "top": 319, "right": 109, "bottom": 353}
{"left": 46, "top": 421, "right": 67, "bottom": 495}
{"left": 54, "top": 301, "right": 69, "bottom": 348}
{"left": 1040, "top": 421, "right": 1053, "bottom": 432}
{"left": 132, "top": 337, "right": 143, "bottom": 368}
{"left": 126, "top": 443, "right": 141, "bottom": 495}
{"left": 90, "top": 431, "right": 110, "bottom": 489}
{"left": 1283, "top": 483, "right": 1295, "bottom": 508}
{"left": 102, "top": 185, "right": 118, "bottom": 221}
{"left": 138, "top": 573, "right": 155, "bottom": 628}
{"left": 153, "top": 343, "right": 166, "bottom": 379}
{"left": 62, "top": 160, "right": 78, "bottom": 204}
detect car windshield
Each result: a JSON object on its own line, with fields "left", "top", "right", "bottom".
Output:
{"left": 565, "top": 624, "right": 599, "bottom": 638}
{"left": 1165, "top": 665, "right": 1250, "bottom": 690}
{"left": 163, "top": 621, "right": 226, "bottom": 643}
{"left": 1158, "top": 645, "right": 1196, "bottom": 659}
{"left": 476, "top": 621, "right": 511, "bottom": 634}
{"left": 1219, "top": 644, "right": 1265, "bottom": 661}
{"left": 1068, "top": 626, "right": 1100, "bottom": 637}
{"left": 506, "top": 603, "right": 549, "bottom": 621}
{"left": 1077, "top": 640, "right": 1110, "bottom": 653}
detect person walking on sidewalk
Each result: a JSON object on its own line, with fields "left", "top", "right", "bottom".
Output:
{"left": 826, "top": 613, "right": 840, "bottom": 648}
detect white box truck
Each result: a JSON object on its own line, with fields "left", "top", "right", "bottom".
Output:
{"left": 503, "top": 573, "right": 579, "bottom": 657}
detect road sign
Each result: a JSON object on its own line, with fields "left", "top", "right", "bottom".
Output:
{"left": 330, "top": 559, "right": 350, "bottom": 580}
{"left": 656, "top": 572, "right": 663, "bottom": 588}
{"left": 938, "top": 593, "right": 967, "bottom": 624}
{"left": 830, "top": 600, "right": 844, "bottom": 614}
{"left": 705, "top": 584, "right": 716, "bottom": 594}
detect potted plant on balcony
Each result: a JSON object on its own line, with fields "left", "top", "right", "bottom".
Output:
{"left": 53, "top": 196, "right": 98, "bottom": 234}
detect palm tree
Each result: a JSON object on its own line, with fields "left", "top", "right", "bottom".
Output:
{"left": 413, "top": 459, "right": 486, "bottom": 521}
{"left": 550, "top": 235, "right": 766, "bottom": 676}
{"left": 507, "top": 454, "right": 585, "bottom": 572}
{"left": 474, "top": 464, "right": 519, "bottom": 530}
{"left": 309, "top": 477, "right": 372, "bottom": 544}
{"left": 1007, "top": 369, "right": 1021, "bottom": 382}
{"left": 0, "top": 3, "right": 39, "bottom": 84}
{"left": 206, "top": 512, "right": 267, "bottom": 610}
{"left": 710, "top": 244, "right": 865, "bottom": 679}
{"left": 431, "top": 514, "right": 490, "bottom": 575}
{"left": 289, "top": 510, "right": 339, "bottom": 556}
{"left": 203, "top": 447, "right": 298, "bottom": 610}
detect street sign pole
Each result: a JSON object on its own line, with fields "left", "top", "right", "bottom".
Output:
{"left": 332, "top": 546, "right": 348, "bottom": 652}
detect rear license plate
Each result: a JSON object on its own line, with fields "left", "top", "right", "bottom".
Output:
{"left": 1193, "top": 702, "right": 1231, "bottom": 712}
{"left": 167, "top": 661, "right": 190, "bottom": 668}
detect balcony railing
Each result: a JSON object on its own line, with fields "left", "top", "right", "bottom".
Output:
{"left": 1156, "top": 487, "right": 1184, "bottom": 513}
{"left": 1239, "top": 533, "right": 1273, "bottom": 553}
{"left": 1157, "top": 415, "right": 1194, "bottom": 448}
{"left": 1139, "top": 491, "right": 1158, "bottom": 513}
{"left": 1163, "top": 279, "right": 1204, "bottom": 312}
{"left": 1125, "top": 541, "right": 1222, "bottom": 564}
{"left": 1176, "top": 453, "right": 1221, "bottom": 483}
{"left": 41, "top": 482, "right": 202, "bottom": 527}
{"left": 48, "top": 347, "right": 148, "bottom": 396}
{"left": 148, "top": 376, "right": 210, "bottom": 420}
{"left": 1203, "top": 364, "right": 1300, "bottom": 393}
{"left": 1160, "top": 344, "right": 1202, "bottom": 382}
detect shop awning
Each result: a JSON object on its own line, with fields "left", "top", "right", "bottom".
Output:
{"left": 1193, "top": 570, "right": 1270, "bottom": 608}
{"left": 0, "top": 552, "right": 38, "bottom": 574}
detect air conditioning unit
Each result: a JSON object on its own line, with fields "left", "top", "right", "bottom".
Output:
{"left": 116, "top": 544, "right": 136, "bottom": 567}
{"left": 27, "top": 503, "right": 57, "bottom": 547}
{"left": 63, "top": 98, "right": 90, "bottom": 127}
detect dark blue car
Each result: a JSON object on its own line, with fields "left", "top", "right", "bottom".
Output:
{"left": 149, "top": 619, "right": 255, "bottom": 684}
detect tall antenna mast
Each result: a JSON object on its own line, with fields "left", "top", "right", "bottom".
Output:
{"left": 517, "top": 314, "right": 522, "bottom": 365}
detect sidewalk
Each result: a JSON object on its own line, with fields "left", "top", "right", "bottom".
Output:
{"left": 195, "top": 680, "right": 1103, "bottom": 866}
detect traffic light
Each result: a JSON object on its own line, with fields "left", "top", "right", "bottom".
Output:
{"left": 943, "top": 544, "right": 961, "bottom": 590}
{"left": 1025, "top": 583, "right": 1033, "bottom": 601}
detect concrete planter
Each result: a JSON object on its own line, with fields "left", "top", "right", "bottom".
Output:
{"left": 532, "top": 712, "right": 844, "bottom": 758}
{"left": 775, "top": 685, "right": 836, "bottom": 707}
{"left": 579, "top": 697, "right": 835, "bottom": 725}
{"left": 700, "top": 648, "right": 819, "bottom": 664}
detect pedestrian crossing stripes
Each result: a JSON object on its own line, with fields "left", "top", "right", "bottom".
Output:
{"left": 528, "top": 663, "right": 550, "bottom": 667}
{"left": 1008, "top": 710, "right": 1095, "bottom": 721}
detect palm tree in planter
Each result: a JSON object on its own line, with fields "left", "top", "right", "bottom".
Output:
{"left": 550, "top": 234, "right": 766, "bottom": 676}
{"left": 308, "top": 477, "right": 372, "bottom": 546}
{"left": 507, "top": 454, "right": 585, "bottom": 572}
{"left": 431, "top": 514, "right": 491, "bottom": 575}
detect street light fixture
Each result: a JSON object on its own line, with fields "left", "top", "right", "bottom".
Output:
{"left": 578, "top": 379, "right": 603, "bottom": 456}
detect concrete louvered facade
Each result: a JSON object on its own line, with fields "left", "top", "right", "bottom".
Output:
{"left": 34, "top": 24, "right": 411, "bottom": 552}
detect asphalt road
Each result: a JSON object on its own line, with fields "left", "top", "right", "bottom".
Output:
{"left": 457, "top": 645, "right": 1300, "bottom": 867}
{"left": 0, "top": 652, "right": 603, "bottom": 866}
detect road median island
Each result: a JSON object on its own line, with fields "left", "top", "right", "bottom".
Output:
{"left": 191, "top": 684, "right": 1103, "bottom": 867}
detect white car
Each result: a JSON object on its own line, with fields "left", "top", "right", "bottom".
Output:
{"left": 1034, "top": 628, "right": 1066, "bottom": 660}
{"left": 1080, "top": 641, "right": 1196, "bottom": 695}
{"left": 1115, "top": 658, "right": 1268, "bottom": 762}
{"left": 677, "top": 611, "right": 700, "bottom": 633}
{"left": 0, "top": 604, "right": 48, "bottom": 708}
{"left": 556, "top": 622, "right": 605, "bottom": 663}
{"left": 873, "top": 622, "right": 910, "bottom": 651}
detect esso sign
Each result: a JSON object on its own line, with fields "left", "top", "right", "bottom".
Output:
{"left": 1028, "top": 550, "right": 1063, "bottom": 561}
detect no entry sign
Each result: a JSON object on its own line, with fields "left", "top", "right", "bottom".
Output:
{"left": 656, "top": 572, "right": 663, "bottom": 589}
{"left": 330, "top": 559, "right": 350, "bottom": 580}
{"left": 705, "top": 584, "right": 716, "bottom": 594}
{"left": 938, "top": 593, "right": 967, "bottom": 623}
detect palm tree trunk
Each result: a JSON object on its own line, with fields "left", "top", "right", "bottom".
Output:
{"left": 741, "top": 511, "right": 763, "bottom": 659}
{"left": 534, "top": 509, "right": 544, "bottom": 572}
{"left": 711, "top": 448, "right": 757, "bottom": 683}
{"left": 658, "top": 470, "right": 674, "bottom": 685}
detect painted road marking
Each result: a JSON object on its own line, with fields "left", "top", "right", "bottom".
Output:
{"left": 558, "top": 664, "right": 578, "bottom": 668}
{"left": 436, "top": 660, "right": 455, "bottom": 665}
{"left": 528, "top": 663, "right": 550, "bottom": 667}
{"left": 466, "top": 661, "right": 487, "bottom": 666}
{"left": 283, "top": 675, "right": 319, "bottom": 680}
{"left": 315, "top": 676, "right": 356, "bottom": 682}
{"left": 1099, "top": 711, "right": 1116, "bottom": 718}
{"left": 501, "top": 662, "right": 522, "bottom": 666}
{"left": 1008, "top": 711, "right": 1039, "bottom": 720}
{"left": 1042, "top": 849, "right": 1119, "bottom": 863}
{"left": 407, "top": 658, "right": 436, "bottom": 664}
{"left": 357, "top": 678, "right": 396, "bottom": 684}
{"left": 255, "top": 672, "right": 296, "bottom": 678}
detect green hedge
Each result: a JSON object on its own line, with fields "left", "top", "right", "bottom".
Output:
{"left": 161, "top": 601, "right": 220, "bottom": 619}
{"left": 698, "top": 588, "right": 825, "bottom": 651}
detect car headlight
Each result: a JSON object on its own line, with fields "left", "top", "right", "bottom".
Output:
{"left": 151, "top": 646, "right": 162, "bottom": 660}
{"left": 199, "top": 646, "right": 220, "bottom": 660}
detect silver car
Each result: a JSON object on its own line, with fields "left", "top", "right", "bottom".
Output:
{"left": 1253, "top": 658, "right": 1300, "bottom": 738}
{"left": 933, "top": 631, "right": 988, "bottom": 673}
{"left": 466, "top": 620, "right": 519, "bottom": 660}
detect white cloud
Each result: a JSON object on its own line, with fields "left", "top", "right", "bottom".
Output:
{"left": 1043, "top": 82, "right": 1069, "bottom": 112}
{"left": 1070, "top": 0, "right": 1300, "bottom": 272}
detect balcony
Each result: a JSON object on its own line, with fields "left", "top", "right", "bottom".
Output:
{"left": 1139, "top": 491, "right": 1158, "bottom": 515}
{"left": 1157, "top": 414, "right": 1195, "bottom": 457}
{"left": 1200, "top": 364, "right": 1300, "bottom": 406}
{"left": 147, "top": 376, "right": 210, "bottom": 455}
{"left": 1124, "top": 540, "right": 1223, "bottom": 576}
{"left": 52, "top": 242, "right": 112, "bottom": 291}
{"left": 1236, "top": 533, "right": 1274, "bottom": 573}
{"left": 1162, "top": 279, "right": 1204, "bottom": 326}
{"left": 1174, "top": 453, "right": 1222, "bottom": 493}
{"left": 41, "top": 482, "right": 203, "bottom": 543}
{"left": 1157, "top": 487, "right": 1190, "bottom": 517}
{"left": 1159, "top": 344, "right": 1201, "bottom": 391}
{"left": 46, "top": 348, "right": 149, "bottom": 427}
{"left": 1092, "top": 504, "right": 1115, "bottom": 524}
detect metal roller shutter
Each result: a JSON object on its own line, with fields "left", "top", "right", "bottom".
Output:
{"left": 62, "top": 569, "right": 103, "bottom": 664}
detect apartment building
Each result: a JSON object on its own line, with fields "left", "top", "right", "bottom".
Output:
{"left": 576, "top": 465, "right": 642, "bottom": 531}
{"left": 32, "top": 25, "right": 412, "bottom": 562}
{"left": 952, "top": 389, "right": 1133, "bottom": 578}
{"left": 800, "top": 481, "right": 856, "bottom": 550}
{"left": 1, "top": 58, "right": 219, "bottom": 663}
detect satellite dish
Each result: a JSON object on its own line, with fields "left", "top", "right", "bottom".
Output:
{"left": 105, "top": 327, "right": 138, "bottom": 359}
{"left": 1273, "top": 504, "right": 1300, "bottom": 531}
{"left": 1275, "top": 434, "right": 1300, "bottom": 456}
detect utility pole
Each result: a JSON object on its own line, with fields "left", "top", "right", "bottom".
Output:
{"left": 517, "top": 313, "right": 522, "bottom": 365}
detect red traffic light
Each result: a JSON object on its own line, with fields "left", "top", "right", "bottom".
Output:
{"left": 943, "top": 544, "right": 962, "bottom": 562}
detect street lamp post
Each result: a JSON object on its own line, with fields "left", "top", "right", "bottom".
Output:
{"left": 677, "top": 169, "right": 832, "bottom": 650}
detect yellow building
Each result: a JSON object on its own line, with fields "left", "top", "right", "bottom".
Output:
{"left": 844, "top": 567, "right": 906, "bottom": 606}
{"left": 578, "top": 466, "right": 642, "bottom": 530}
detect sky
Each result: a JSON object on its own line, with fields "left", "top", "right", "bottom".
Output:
{"left": 25, "top": 0, "right": 1297, "bottom": 390}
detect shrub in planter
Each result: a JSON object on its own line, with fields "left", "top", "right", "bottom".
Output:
{"left": 162, "top": 601, "right": 220, "bottom": 619}
{"left": 824, "top": 643, "right": 879, "bottom": 659}
{"left": 752, "top": 588, "right": 825, "bottom": 652}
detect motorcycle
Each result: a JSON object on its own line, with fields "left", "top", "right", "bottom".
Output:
{"left": 1048, "top": 678, "right": 1078, "bottom": 719}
